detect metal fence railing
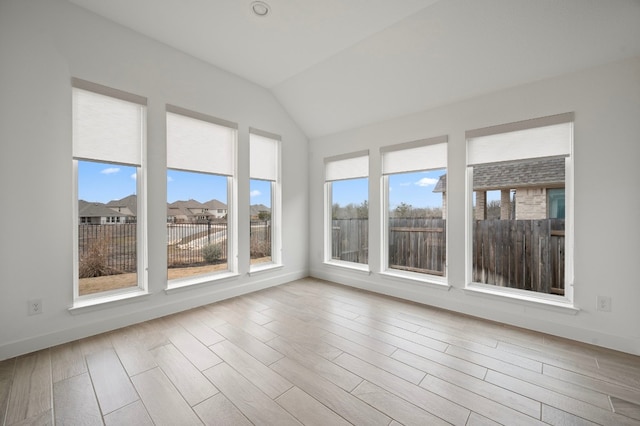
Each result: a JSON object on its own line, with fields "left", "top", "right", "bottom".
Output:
{"left": 79, "top": 220, "right": 273, "bottom": 275}
{"left": 250, "top": 220, "right": 271, "bottom": 259}
{"left": 167, "top": 222, "right": 228, "bottom": 268}
{"left": 78, "top": 223, "right": 137, "bottom": 276}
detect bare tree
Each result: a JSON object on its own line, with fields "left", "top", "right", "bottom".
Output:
{"left": 487, "top": 200, "right": 501, "bottom": 220}
{"left": 393, "top": 202, "right": 413, "bottom": 218}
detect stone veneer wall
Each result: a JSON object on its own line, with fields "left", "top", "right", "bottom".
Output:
{"left": 515, "top": 187, "right": 547, "bottom": 219}
{"left": 441, "top": 192, "right": 447, "bottom": 219}
{"left": 475, "top": 191, "right": 487, "bottom": 220}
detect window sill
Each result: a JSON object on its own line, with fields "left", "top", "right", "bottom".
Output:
{"left": 464, "top": 283, "right": 579, "bottom": 315}
{"left": 165, "top": 271, "right": 240, "bottom": 294}
{"left": 379, "top": 269, "right": 451, "bottom": 291}
{"left": 249, "top": 263, "right": 283, "bottom": 276}
{"left": 323, "top": 260, "right": 371, "bottom": 275}
{"left": 69, "top": 289, "right": 151, "bottom": 314}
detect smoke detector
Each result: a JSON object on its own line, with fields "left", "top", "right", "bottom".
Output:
{"left": 251, "top": 1, "right": 270, "bottom": 17}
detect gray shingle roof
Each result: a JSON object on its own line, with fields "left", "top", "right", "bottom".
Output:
{"left": 78, "top": 200, "right": 129, "bottom": 217}
{"left": 433, "top": 173, "right": 447, "bottom": 193}
{"left": 167, "top": 199, "right": 228, "bottom": 219}
{"left": 169, "top": 199, "right": 208, "bottom": 210}
{"left": 433, "top": 157, "right": 565, "bottom": 193}
{"left": 203, "top": 199, "right": 227, "bottom": 210}
{"left": 250, "top": 204, "right": 271, "bottom": 217}
{"left": 106, "top": 194, "right": 137, "bottom": 215}
{"left": 167, "top": 204, "right": 211, "bottom": 219}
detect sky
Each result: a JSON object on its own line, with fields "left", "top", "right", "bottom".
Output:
{"left": 78, "top": 160, "right": 271, "bottom": 206}
{"left": 78, "top": 161, "right": 137, "bottom": 203}
{"left": 331, "top": 168, "right": 505, "bottom": 210}
{"left": 167, "top": 169, "right": 227, "bottom": 204}
{"left": 79, "top": 160, "right": 496, "bottom": 208}
{"left": 388, "top": 169, "right": 445, "bottom": 209}
{"left": 332, "top": 169, "right": 447, "bottom": 209}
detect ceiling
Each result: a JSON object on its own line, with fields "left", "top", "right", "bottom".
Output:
{"left": 68, "top": 0, "right": 640, "bottom": 139}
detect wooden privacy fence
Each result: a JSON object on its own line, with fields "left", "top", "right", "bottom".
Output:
{"left": 332, "top": 217, "right": 564, "bottom": 296}
{"left": 332, "top": 219, "right": 369, "bottom": 264}
{"left": 472, "top": 219, "right": 565, "bottom": 295}
{"left": 389, "top": 218, "right": 446, "bottom": 275}
{"left": 331, "top": 218, "right": 446, "bottom": 273}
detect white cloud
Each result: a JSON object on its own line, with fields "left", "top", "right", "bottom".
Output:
{"left": 415, "top": 177, "right": 438, "bottom": 187}
{"left": 130, "top": 173, "right": 137, "bottom": 180}
{"left": 167, "top": 176, "right": 174, "bottom": 182}
{"left": 101, "top": 167, "right": 120, "bottom": 175}
{"left": 250, "top": 190, "right": 261, "bottom": 197}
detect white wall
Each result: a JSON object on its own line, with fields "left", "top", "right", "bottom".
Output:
{"left": 1, "top": 0, "right": 638, "bottom": 360}
{"left": 0, "top": 0, "right": 309, "bottom": 360}
{"left": 309, "top": 56, "right": 640, "bottom": 355}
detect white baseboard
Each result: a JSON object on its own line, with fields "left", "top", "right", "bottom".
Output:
{"left": 310, "top": 268, "right": 640, "bottom": 356}
{"left": 5, "top": 268, "right": 637, "bottom": 359}
{"left": 0, "top": 269, "right": 308, "bottom": 361}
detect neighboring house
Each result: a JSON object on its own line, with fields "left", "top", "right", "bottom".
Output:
{"left": 203, "top": 199, "right": 228, "bottom": 219}
{"left": 106, "top": 194, "right": 137, "bottom": 222}
{"left": 80, "top": 195, "right": 230, "bottom": 223}
{"left": 78, "top": 200, "right": 131, "bottom": 225}
{"left": 167, "top": 199, "right": 213, "bottom": 223}
{"left": 167, "top": 199, "right": 228, "bottom": 223}
{"left": 249, "top": 204, "right": 271, "bottom": 220}
{"left": 433, "top": 157, "right": 565, "bottom": 220}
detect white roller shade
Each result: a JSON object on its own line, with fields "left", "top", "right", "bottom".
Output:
{"left": 72, "top": 87, "right": 144, "bottom": 166}
{"left": 325, "top": 151, "right": 369, "bottom": 182}
{"left": 166, "top": 111, "right": 236, "bottom": 176}
{"left": 382, "top": 138, "right": 447, "bottom": 175}
{"left": 467, "top": 114, "right": 573, "bottom": 166}
{"left": 250, "top": 132, "right": 279, "bottom": 181}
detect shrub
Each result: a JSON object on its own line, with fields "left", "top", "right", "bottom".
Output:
{"left": 79, "top": 237, "right": 120, "bottom": 278}
{"left": 202, "top": 243, "right": 223, "bottom": 263}
{"left": 250, "top": 240, "right": 271, "bottom": 259}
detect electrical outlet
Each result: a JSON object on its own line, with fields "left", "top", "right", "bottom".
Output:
{"left": 596, "top": 296, "right": 611, "bottom": 312}
{"left": 28, "top": 299, "right": 43, "bottom": 315}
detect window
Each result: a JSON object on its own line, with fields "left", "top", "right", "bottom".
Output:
{"left": 381, "top": 137, "right": 448, "bottom": 280}
{"left": 166, "top": 105, "right": 237, "bottom": 286}
{"left": 466, "top": 113, "right": 573, "bottom": 300}
{"left": 548, "top": 188, "right": 565, "bottom": 219}
{"left": 324, "top": 151, "right": 369, "bottom": 267}
{"left": 72, "top": 78, "right": 147, "bottom": 300}
{"left": 249, "top": 129, "right": 281, "bottom": 268}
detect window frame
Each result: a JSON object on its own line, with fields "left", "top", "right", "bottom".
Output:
{"left": 71, "top": 78, "right": 148, "bottom": 306}
{"left": 165, "top": 105, "right": 239, "bottom": 290}
{"left": 380, "top": 136, "right": 449, "bottom": 286}
{"left": 323, "top": 151, "right": 370, "bottom": 272}
{"left": 548, "top": 188, "right": 566, "bottom": 219}
{"left": 249, "top": 128, "right": 282, "bottom": 272}
{"left": 464, "top": 113, "right": 575, "bottom": 306}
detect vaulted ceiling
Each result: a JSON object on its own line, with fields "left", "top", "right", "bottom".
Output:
{"left": 68, "top": 0, "right": 640, "bottom": 139}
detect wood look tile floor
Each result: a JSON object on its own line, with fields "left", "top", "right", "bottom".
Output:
{"left": 1, "top": 278, "right": 640, "bottom": 425}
